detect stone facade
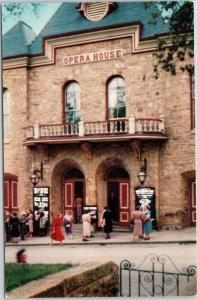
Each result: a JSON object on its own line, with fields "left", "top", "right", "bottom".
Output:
{"left": 3, "top": 22, "right": 195, "bottom": 229}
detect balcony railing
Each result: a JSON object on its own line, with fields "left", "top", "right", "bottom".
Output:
{"left": 25, "top": 117, "right": 165, "bottom": 140}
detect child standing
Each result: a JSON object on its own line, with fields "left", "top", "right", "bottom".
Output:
{"left": 63, "top": 211, "right": 73, "bottom": 239}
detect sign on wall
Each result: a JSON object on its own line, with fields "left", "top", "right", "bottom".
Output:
{"left": 63, "top": 49, "right": 123, "bottom": 66}
{"left": 135, "top": 187, "right": 156, "bottom": 227}
{"left": 33, "top": 187, "right": 50, "bottom": 220}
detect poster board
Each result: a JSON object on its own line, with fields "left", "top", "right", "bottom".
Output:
{"left": 135, "top": 187, "right": 156, "bottom": 227}
{"left": 33, "top": 186, "right": 50, "bottom": 220}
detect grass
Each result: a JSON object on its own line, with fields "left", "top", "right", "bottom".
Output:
{"left": 5, "top": 263, "right": 72, "bottom": 292}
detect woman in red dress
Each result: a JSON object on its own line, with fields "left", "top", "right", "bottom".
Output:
{"left": 50, "top": 214, "right": 64, "bottom": 245}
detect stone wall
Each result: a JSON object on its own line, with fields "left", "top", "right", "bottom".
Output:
{"left": 7, "top": 261, "right": 119, "bottom": 298}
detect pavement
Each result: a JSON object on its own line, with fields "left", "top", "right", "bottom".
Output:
{"left": 5, "top": 226, "right": 196, "bottom": 246}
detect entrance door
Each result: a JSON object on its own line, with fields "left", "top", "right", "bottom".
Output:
{"left": 190, "top": 181, "right": 196, "bottom": 226}
{"left": 64, "top": 181, "right": 75, "bottom": 220}
{"left": 108, "top": 182, "right": 119, "bottom": 223}
{"left": 119, "top": 182, "right": 130, "bottom": 226}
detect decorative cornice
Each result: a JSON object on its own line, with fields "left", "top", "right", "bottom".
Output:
{"left": 3, "top": 23, "right": 168, "bottom": 70}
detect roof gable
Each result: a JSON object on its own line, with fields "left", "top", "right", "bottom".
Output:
{"left": 3, "top": 21, "right": 36, "bottom": 58}
{"left": 3, "top": 2, "right": 169, "bottom": 58}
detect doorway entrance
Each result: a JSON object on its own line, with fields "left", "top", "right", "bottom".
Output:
{"left": 189, "top": 181, "right": 196, "bottom": 227}
{"left": 107, "top": 167, "right": 130, "bottom": 226}
{"left": 64, "top": 168, "right": 85, "bottom": 223}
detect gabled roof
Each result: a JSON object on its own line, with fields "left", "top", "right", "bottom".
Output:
{"left": 3, "top": 2, "right": 169, "bottom": 58}
{"left": 3, "top": 21, "right": 36, "bottom": 58}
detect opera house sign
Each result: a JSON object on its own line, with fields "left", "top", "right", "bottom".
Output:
{"left": 63, "top": 49, "right": 123, "bottom": 66}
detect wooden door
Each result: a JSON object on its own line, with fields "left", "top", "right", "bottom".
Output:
{"left": 190, "top": 181, "right": 196, "bottom": 226}
{"left": 64, "top": 181, "right": 75, "bottom": 220}
{"left": 4, "top": 179, "right": 18, "bottom": 214}
{"left": 119, "top": 182, "right": 130, "bottom": 226}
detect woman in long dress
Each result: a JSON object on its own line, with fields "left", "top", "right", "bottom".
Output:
{"left": 75, "top": 197, "right": 83, "bottom": 223}
{"left": 82, "top": 212, "right": 91, "bottom": 241}
{"left": 142, "top": 205, "right": 152, "bottom": 240}
{"left": 131, "top": 207, "right": 144, "bottom": 240}
{"left": 63, "top": 211, "right": 73, "bottom": 240}
{"left": 27, "top": 209, "right": 34, "bottom": 238}
{"left": 50, "top": 213, "right": 64, "bottom": 245}
{"left": 102, "top": 206, "right": 113, "bottom": 240}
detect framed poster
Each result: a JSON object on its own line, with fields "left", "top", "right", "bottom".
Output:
{"left": 83, "top": 205, "right": 98, "bottom": 227}
{"left": 33, "top": 186, "right": 50, "bottom": 221}
{"left": 135, "top": 187, "right": 156, "bottom": 228}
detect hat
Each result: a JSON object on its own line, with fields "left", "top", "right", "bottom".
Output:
{"left": 16, "top": 248, "right": 26, "bottom": 258}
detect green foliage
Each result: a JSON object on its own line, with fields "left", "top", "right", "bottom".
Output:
{"left": 5, "top": 263, "right": 72, "bottom": 292}
{"left": 3, "top": 3, "right": 44, "bottom": 21}
{"left": 146, "top": 2, "right": 194, "bottom": 79}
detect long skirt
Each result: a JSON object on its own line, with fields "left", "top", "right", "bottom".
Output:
{"left": 133, "top": 219, "right": 143, "bottom": 237}
{"left": 143, "top": 219, "right": 152, "bottom": 234}
{"left": 83, "top": 221, "right": 91, "bottom": 237}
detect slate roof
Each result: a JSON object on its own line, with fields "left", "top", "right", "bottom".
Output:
{"left": 3, "top": 21, "right": 36, "bottom": 58}
{"left": 3, "top": 2, "right": 169, "bottom": 58}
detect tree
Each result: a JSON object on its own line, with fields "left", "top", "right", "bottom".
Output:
{"left": 2, "top": 3, "right": 44, "bottom": 21}
{"left": 146, "top": 2, "right": 194, "bottom": 79}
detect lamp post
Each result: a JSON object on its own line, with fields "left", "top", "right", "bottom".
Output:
{"left": 137, "top": 158, "right": 147, "bottom": 185}
{"left": 30, "top": 162, "right": 43, "bottom": 186}
{"left": 137, "top": 167, "right": 147, "bottom": 185}
{"left": 30, "top": 170, "right": 40, "bottom": 186}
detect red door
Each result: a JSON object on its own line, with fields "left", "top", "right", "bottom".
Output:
{"left": 4, "top": 177, "right": 18, "bottom": 214}
{"left": 119, "top": 182, "right": 130, "bottom": 226}
{"left": 64, "top": 181, "right": 75, "bottom": 220}
{"left": 190, "top": 181, "right": 196, "bottom": 226}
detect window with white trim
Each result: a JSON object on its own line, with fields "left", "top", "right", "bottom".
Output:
{"left": 65, "top": 82, "right": 81, "bottom": 123}
{"left": 107, "top": 76, "right": 126, "bottom": 119}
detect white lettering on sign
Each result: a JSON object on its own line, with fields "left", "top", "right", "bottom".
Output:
{"left": 63, "top": 49, "right": 123, "bottom": 66}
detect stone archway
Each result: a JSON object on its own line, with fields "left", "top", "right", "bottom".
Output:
{"left": 51, "top": 159, "right": 85, "bottom": 219}
{"left": 95, "top": 157, "right": 133, "bottom": 225}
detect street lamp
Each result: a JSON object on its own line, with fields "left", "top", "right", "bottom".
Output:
{"left": 30, "top": 162, "right": 43, "bottom": 186}
{"left": 30, "top": 170, "right": 40, "bottom": 186}
{"left": 137, "top": 158, "right": 147, "bottom": 185}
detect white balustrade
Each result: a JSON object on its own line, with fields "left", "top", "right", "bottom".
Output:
{"left": 25, "top": 118, "right": 164, "bottom": 140}
{"left": 26, "top": 126, "right": 34, "bottom": 139}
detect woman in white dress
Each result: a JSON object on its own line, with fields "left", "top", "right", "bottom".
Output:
{"left": 82, "top": 212, "right": 91, "bottom": 241}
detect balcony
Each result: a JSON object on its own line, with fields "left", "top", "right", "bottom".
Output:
{"left": 24, "top": 117, "right": 167, "bottom": 146}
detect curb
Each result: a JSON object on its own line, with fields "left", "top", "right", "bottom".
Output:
{"left": 5, "top": 240, "right": 196, "bottom": 246}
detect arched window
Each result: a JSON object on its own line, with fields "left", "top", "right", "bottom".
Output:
{"left": 65, "top": 82, "right": 81, "bottom": 123}
{"left": 107, "top": 76, "right": 126, "bottom": 119}
{"left": 3, "top": 88, "right": 10, "bottom": 139}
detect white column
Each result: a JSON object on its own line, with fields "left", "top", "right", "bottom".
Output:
{"left": 78, "top": 121, "right": 84, "bottom": 136}
{"left": 34, "top": 122, "right": 40, "bottom": 139}
{"left": 129, "top": 116, "right": 135, "bottom": 134}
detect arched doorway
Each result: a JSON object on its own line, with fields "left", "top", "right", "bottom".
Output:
{"left": 64, "top": 168, "right": 85, "bottom": 223}
{"left": 106, "top": 167, "right": 130, "bottom": 226}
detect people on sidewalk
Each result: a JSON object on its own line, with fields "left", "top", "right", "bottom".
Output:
{"left": 131, "top": 206, "right": 144, "bottom": 241}
{"left": 39, "top": 212, "right": 47, "bottom": 237}
{"left": 142, "top": 205, "right": 152, "bottom": 240}
{"left": 63, "top": 211, "right": 73, "bottom": 239}
{"left": 82, "top": 212, "right": 92, "bottom": 241}
{"left": 101, "top": 206, "right": 113, "bottom": 240}
{"left": 75, "top": 197, "right": 83, "bottom": 223}
{"left": 4, "top": 212, "right": 11, "bottom": 243}
{"left": 50, "top": 213, "right": 64, "bottom": 245}
{"left": 27, "top": 209, "right": 34, "bottom": 239}
{"left": 9, "top": 212, "right": 20, "bottom": 243}
{"left": 19, "top": 212, "right": 28, "bottom": 240}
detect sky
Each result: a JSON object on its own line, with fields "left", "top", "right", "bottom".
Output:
{"left": 2, "top": 3, "right": 62, "bottom": 35}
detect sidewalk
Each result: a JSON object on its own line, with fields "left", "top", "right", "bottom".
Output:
{"left": 5, "top": 226, "right": 196, "bottom": 246}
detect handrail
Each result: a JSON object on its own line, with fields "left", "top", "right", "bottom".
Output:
{"left": 25, "top": 117, "right": 165, "bottom": 139}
